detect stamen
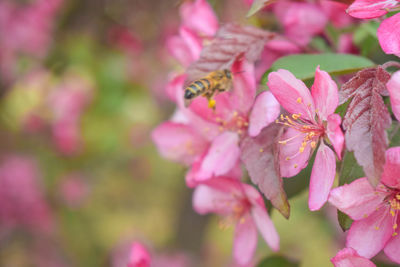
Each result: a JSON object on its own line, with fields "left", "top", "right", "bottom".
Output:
{"left": 296, "top": 97, "right": 302, "bottom": 103}
{"left": 259, "top": 148, "right": 264, "bottom": 153}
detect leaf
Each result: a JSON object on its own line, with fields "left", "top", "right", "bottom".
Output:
{"left": 246, "top": 0, "right": 276, "bottom": 17}
{"left": 240, "top": 124, "right": 290, "bottom": 219}
{"left": 337, "top": 151, "right": 365, "bottom": 186}
{"left": 338, "top": 210, "right": 353, "bottom": 232}
{"left": 340, "top": 66, "right": 392, "bottom": 186}
{"left": 257, "top": 255, "right": 299, "bottom": 267}
{"left": 261, "top": 53, "right": 375, "bottom": 84}
{"left": 186, "top": 23, "right": 274, "bottom": 83}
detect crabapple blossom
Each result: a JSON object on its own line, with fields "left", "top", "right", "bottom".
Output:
{"left": 193, "top": 177, "right": 279, "bottom": 265}
{"left": 127, "top": 242, "right": 151, "bottom": 267}
{"left": 328, "top": 147, "right": 400, "bottom": 263}
{"left": 331, "top": 247, "right": 376, "bottom": 267}
{"left": 267, "top": 66, "right": 344, "bottom": 211}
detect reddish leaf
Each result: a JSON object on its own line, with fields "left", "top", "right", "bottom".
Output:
{"left": 340, "top": 66, "right": 392, "bottom": 186}
{"left": 240, "top": 124, "right": 290, "bottom": 219}
{"left": 246, "top": 0, "right": 276, "bottom": 17}
{"left": 185, "top": 23, "right": 274, "bottom": 83}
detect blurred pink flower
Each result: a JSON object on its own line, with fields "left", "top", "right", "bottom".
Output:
{"left": 48, "top": 73, "right": 93, "bottom": 155}
{"left": 179, "top": 0, "right": 218, "bottom": 37}
{"left": 328, "top": 147, "right": 400, "bottom": 264}
{"left": 0, "top": 155, "right": 53, "bottom": 233}
{"left": 193, "top": 177, "right": 279, "bottom": 266}
{"left": 127, "top": 242, "right": 151, "bottom": 267}
{"left": 347, "top": 0, "right": 398, "bottom": 19}
{"left": 268, "top": 66, "right": 344, "bottom": 211}
{"left": 0, "top": 0, "right": 63, "bottom": 81}
{"left": 108, "top": 26, "right": 143, "bottom": 56}
{"left": 320, "top": 1, "right": 354, "bottom": 28}
{"left": 331, "top": 247, "right": 376, "bottom": 267}
{"left": 59, "top": 174, "right": 89, "bottom": 208}
{"left": 386, "top": 70, "right": 400, "bottom": 121}
{"left": 274, "top": 1, "right": 328, "bottom": 46}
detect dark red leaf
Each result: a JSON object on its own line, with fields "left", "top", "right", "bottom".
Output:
{"left": 340, "top": 66, "right": 392, "bottom": 186}
{"left": 185, "top": 23, "right": 274, "bottom": 83}
{"left": 240, "top": 124, "right": 290, "bottom": 219}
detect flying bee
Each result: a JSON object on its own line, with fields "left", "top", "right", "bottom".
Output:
{"left": 184, "top": 69, "right": 233, "bottom": 109}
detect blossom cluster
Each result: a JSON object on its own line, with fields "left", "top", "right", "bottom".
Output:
{"left": 151, "top": 0, "right": 400, "bottom": 266}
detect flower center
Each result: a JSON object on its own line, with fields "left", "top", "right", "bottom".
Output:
{"left": 215, "top": 111, "right": 249, "bottom": 135}
{"left": 389, "top": 193, "right": 400, "bottom": 236}
{"left": 276, "top": 113, "right": 325, "bottom": 165}
{"left": 218, "top": 195, "right": 251, "bottom": 230}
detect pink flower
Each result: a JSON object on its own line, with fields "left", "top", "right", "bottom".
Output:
{"left": 328, "top": 147, "right": 400, "bottom": 264}
{"left": 153, "top": 58, "right": 280, "bottom": 186}
{"left": 331, "top": 247, "right": 376, "bottom": 267}
{"left": 59, "top": 173, "right": 89, "bottom": 208}
{"left": 377, "top": 12, "right": 400, "bottom": 57}
{"left": 386, "top": 70, "right": 400, "bottom": 121}
{"left": 273, "top": 1, "right": 328, "bottom": 46}
{"left": 128, "top": 242, "right": 151, "bottom": 267}
{"left": 193, "top": 177, "right": 279, "bottom": 265}
{"left": 0, "top": 156, "right": 53, "bottom": 232}
{"left": 347, "top": 0, "right": 398, "bottom": 19}
{"left": 267, "top": 66, "right": 344, "bottom": 211}
{"left": 179, "top": 0, "right": 218, "bottom": 37}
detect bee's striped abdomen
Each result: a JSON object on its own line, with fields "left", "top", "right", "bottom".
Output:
{"left": 184, "top": 78, "right": 211, "bottom": 100}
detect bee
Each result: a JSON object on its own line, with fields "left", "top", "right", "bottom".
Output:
{"left": 184, "top": 69, "right": 233, "bottom": 109}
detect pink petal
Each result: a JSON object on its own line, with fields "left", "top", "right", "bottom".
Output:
{"left": 251, "top": 204, "right": 279, "bottom": 251}
{"left": 327, "top": 113, "right": 344, "bottom": 159}
{"left": 331, "top": 247, "right": 376, "bottom": 267}
{"left": 274, "top": 2, "right": 327, "bottom": 46}
{"left": 229, "top": 58, "right": 257, "bottom": 114}
{"left": 267, "top": 69, "right": 315, "bottom": 121}
{"left": 346, "top": 206, "right": 394, "bottom": 259}
{"left": 308, "top": 143, "right": 336, "bottom": 211}
{"left": 192, "top": 183, "right": 235, "bottom": 215}
{"left": 179, "top": 0, "right": 218, "bottom": 37}
{"left": 384, "top": 235, "right": 400, "bottom": 264}
{"left": 279, "top": 128, "right": 312, "bottom": 177}
{"left": 233, "top": 215, "right": 258, "bottom": 266}
{"left": 320, "top": 1, "right": 353, "bottom": 28}
{"left": 248, "top": 91, "right": 280, "bottom": 137}
{"left": 311, "top": 66, "right": 339, "bottom": 121}
{"left": 179, "top": 26, "right": 202, "bottom": 62}
{"left": 198, "top": 132, "right": 240, "bottom": 179}
{"left": 151, "top": 122, "right": 208, "bottom": 165}
{"left": 347, "top": 0, "right": 397, "bottom": 19}
{"left": 378, "top": 13, "right": 400, "bottom": 56}
{"left": 386, "top": 70, "right": 400, "bottom": 122}
{"left": 128, "top": 242, "right": 151, "bottom": 267}
{"left": 381, "top": 147, "right": 400, "bottom": 188}
{"left": 166, "top": 35, "right": 194, "bottom": 67}
{"left": 328, "top": 178, "right": 385, "bottom": 220}
{"left": 165, "top": 73, "right": 186, "bottom": 102}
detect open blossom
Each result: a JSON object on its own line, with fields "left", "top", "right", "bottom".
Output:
{"left": 328, "top": 147, "right": 400, "bottom": 264}
{"left": 331, "top": 247, "right": 376, "bottom": 267}
{"left": 267, "top": 66, "right": 344, "bottom": 211}
{"left": 153, "top": 58, "right": 280, "bottom": 186}
{"left": 193, "top": 177, "right": 279, "bottom": 266}
{"left": 346, "top": 0, "right": 399, "bottom": 19}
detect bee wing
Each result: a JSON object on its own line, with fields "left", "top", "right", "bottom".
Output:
{"left": 184, "top": 98, "right": 192, "bottom": 108}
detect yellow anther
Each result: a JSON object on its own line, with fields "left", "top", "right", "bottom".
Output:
{"left": 279, "top": 140, "right": 287, "bottom": 145}
{"left": 299, "top": 146, "right": 305, "bottom": 153}
{"left": 294, "top": 164, "right": 298, "bottom": 168}
{"left": 310, "top": 141, "right": 317, "bottom": 149}
{"left": 292, "top": 114, "right": 301, "bottom": 120}
{"left": 375, "top": 226, "right": 380, "bottom": 230}
{"left": 393, "top": 223, "right": 398, "bottom": 230}
{"left": 391, "top": 210, "right": 396, "bottom": 217}
{"left": 280, "top": 114, "right": 284, "bottom": 120}
{"left": 219, "top": 126, "right": 224, "bottom": 132}
{"left": 259, "top": 148, "right": 264, "bottom": 153}
{"left": 393, "top": 232, "right": 398, "bottom": 237}
{"left": 244, "top": 122, "right": 249, "bottom": 127}
{"left": 363, "top": 214, "right": 368, "bottom": 218}
{"left": 275, "top": 119, "right": 279, "bottom": 123}
{"left": 208, "top": 99, "right": 216, "bottom": 109}
{"left": 397, "top": 194, "right": 400, "bottom": 200}
{"left": 307, "top": 103, "right": 311, "bottom": 107}
{"left": 296, "top": 97, "right": 302, "bottom": 103}
{"left": 233, "top": 111, "right": 238, "bottom": 117}
{"left": 285, "top": 157, "right": 290, "bottom": 161}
